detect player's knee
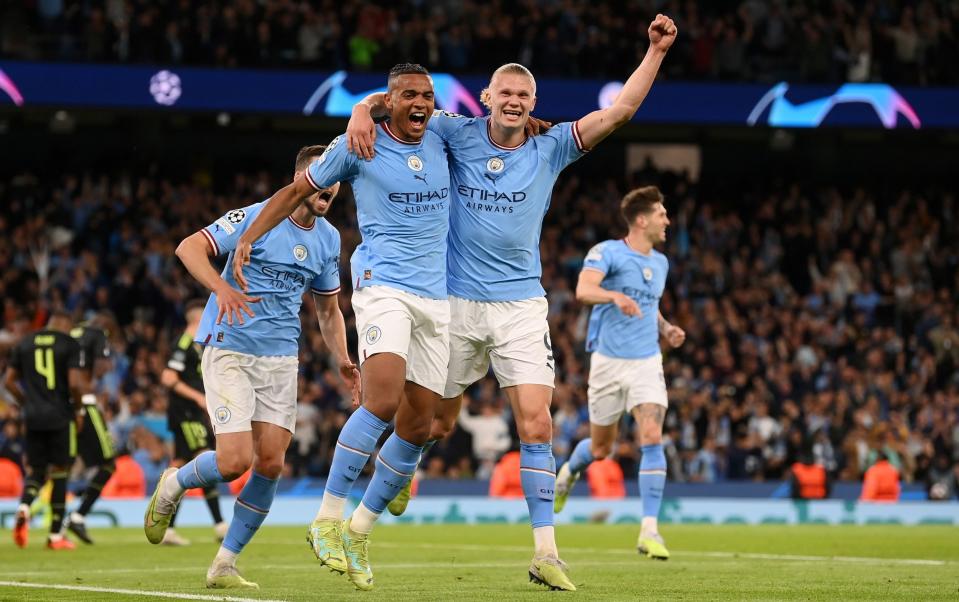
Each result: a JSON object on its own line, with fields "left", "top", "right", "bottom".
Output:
{"left": 253, "top": 456, "right": 284, "bottom": 479}
{"left": 218, "top": 454, "right": 253, "bottom": 481}
{"left": 591, "top": 441, "right": 614, "bottom": 459}
{"left": 430, "top": 416, "right": 454, "bottom": 440}
{"left": 639, "top": 425, "right": 663, "bottom": 446}
{"left": 521, "top": 413, "right": 552, "bottom": 443}
{"left": 400, "top": 421, "right": 432, "bottom": 446}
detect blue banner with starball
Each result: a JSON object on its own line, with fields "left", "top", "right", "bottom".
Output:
{"left": 1, "top": 60, "right": 957, "bottom": 129}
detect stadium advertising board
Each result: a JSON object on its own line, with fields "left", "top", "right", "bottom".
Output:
{"left": 3, "top": 497, "right": 957, "bottom": 528}
{"left": 1, "top": 61, "right": 957, "bottom": 129}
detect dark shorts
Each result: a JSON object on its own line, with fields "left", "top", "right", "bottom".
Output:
{"left": 169, "top": 405, "right": 214, "bottom": 461}
{"left": 26, "top": 425, "right": 75, "bottom": 468}
{"left": 77, "top": 406, "right": 115, "bottom": 466}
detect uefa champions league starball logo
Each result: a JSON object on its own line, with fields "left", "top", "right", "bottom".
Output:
{"left": 149, "top": 70, "right": 182, "bottom": 106}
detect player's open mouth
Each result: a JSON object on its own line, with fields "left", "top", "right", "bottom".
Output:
{"left": 316, "top": 190, "right": 333, "bottom": 211}
{"left": 503, "top": 109, "right": 522, "bottom": 120}
{"left": 409, "top": 112, "right": 427, "bottom": 127}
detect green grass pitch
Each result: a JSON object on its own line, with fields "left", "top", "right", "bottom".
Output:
{"left": 0, "top": 524, "right": 957, "bottom": 600}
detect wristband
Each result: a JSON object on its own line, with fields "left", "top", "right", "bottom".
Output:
{"left": 81, "top": 394, "right": 97, "bottom": 406}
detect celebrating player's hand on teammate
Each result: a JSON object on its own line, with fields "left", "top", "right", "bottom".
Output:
{"left": 347, "top": 105, "right": 378, "bottom": 161}
{"left": 213, "top": 282, "right": 261, "bottom": 326}
{"left": 232, "top": 239, "right": 253, "bottom": 291}
{"left": 648, "top": 14, "right": 678, "bottom": 52}
{"left": 525, "top": 116, "right": 552, "bottom": 136}
{"left": 339, "top": 359, "right": 362, "bottom": 408}
{"left": 663, "top": 323, "right": 686, "bottom": 348}
{"left": 613, "top": 292, "right": 642, "bottom": 317}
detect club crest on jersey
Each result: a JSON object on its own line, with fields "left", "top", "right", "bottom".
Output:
{"left": 214, "top": 406, "right": 231, "bottom": 424}
{"left": 487, "top": 157, "right": 505, "bottom": 173}
{"left": 365, "top": 325, "right": 382, "bottom": 345}
{"left": 642, "top": 267, "right": 653, "bottom": 281}
{"left": 226, "top": 209, "right": 246, "bottom": 224}
{"left": 407, "top": 155, "right": 424, "bottom": 172}
{"left": 293, "top": 244, "right": 308, "bottom": 261}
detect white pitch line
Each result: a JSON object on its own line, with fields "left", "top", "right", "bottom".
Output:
{"left": 370, "top": 541, "right": 951, "bottom": 566}
{"left": 0, "top": 581, "right": 286, "bottom": 602}
{"left": 0, "top": 551, "right": 946, "bottom": 582}
{"left": 0, "top": 560, "right": 643, "bottom": 578}
{"left": 681, "top": 551, "right": 947, "bottom": 566}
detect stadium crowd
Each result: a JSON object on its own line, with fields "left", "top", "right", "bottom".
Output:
{"left": 2, "top": 0, "right": 957, "bottom": 85}
{"left": 0, "top": 158, "right": 956, "bottom": 498}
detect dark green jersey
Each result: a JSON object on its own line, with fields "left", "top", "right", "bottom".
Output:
{"left": 70, "top": 325, "right": 110, "bottom": 373}
{"left": 167, "top": 331, "right": 204, "bottom": 415}
{"left": 9, "top": 330, "right": 80, "bottom": 431}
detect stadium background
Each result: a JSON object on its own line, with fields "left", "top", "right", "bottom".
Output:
{"left": 0, "top": 0, "right": 958, "bottom": 590}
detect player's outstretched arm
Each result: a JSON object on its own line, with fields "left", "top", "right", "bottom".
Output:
{"left": 176, "top": 232, "right": 261, "bottom": 325}
{"left": 576, "top": 14, "right": 677, "bottom": 150}
{"left": 233, "top": 175, "right": 317, "bottom": 290}
{"left": 313, "top": 292, "right": 361, "bottom": 407}
{"left": 658, "top": 311, "right": 686, "bottom": 347}
{"left": 576, "top": 268, "right": 642, "bottom": 317}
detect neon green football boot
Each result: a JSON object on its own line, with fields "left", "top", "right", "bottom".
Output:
{"left": 306, "top": 517, "right": 347, "bottom": 574}
{"left": 637, "top": 531, "right": 670, "bottom": 560}
{"left": 529, "top": 555, "right": 576, "bottom": 591}
{"left": 342, "top": 519, "right": 374, "bottom": 591}
{"left": 206, "top": 563, "right": 259, "bottom": 589}
{"left": 553, "top": 462, "right": 580, "bottom": 514}
{"left": 144, "top": 467, "right": 182, "bottom": 545}
{"left": 387, "top": 477, "right": 414, "bottom": 516}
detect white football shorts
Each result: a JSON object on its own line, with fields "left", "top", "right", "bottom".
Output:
{"left": 587, "top": 351, "right": 667, "bottom": 426}
{"left": 444, "top": 296, "right": 555, "bottom": 399}
{"left": 201, "top": 346, "right": 298, "bottom": 434}
{"left": 352, "top": 285, "right": 451, "bottom": 396}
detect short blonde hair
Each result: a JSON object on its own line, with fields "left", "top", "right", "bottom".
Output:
{"left": 480, "top": 63, "right": 537, "bottom": 109}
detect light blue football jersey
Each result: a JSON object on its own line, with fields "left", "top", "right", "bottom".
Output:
{"left": 583, "top": 239, "right": 669, "bottom": 359}
{"left": 307, "top": 124, "right": 451, "bottom": 299}
{"left": 195, "top": 201, "right": 341, "bottom": 357}
{"left": 427, "top": 113, "right": 587, "bottom": 301}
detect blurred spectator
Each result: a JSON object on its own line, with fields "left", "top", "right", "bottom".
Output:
{"left": 860, "top": 451, "right": 901, "bottom": 502}
{"left": 2, "top": 1, "right": 958, "bottom": 85}
{"left": 100, "top": 454, "right": 146, "bottom": 498}
{"left": 0, "top": 417, "right": 25, "bottom": 472}
{"left": 488, "top": 449, "right": 523, "bottom": 498}
{"left": 789, "top": 447, "right": 831, "bottom": 499}
{"left": 687, "top": 436, "right": 721, "bottom": 483}
{"left": 457, "top": 394, "right": 511, "bottom": 479}
{"left": 586, "top": 458, "right": 626, "bottom": 498}
{"left": 926, "top": 454, "right": 958, "bottom": 501}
